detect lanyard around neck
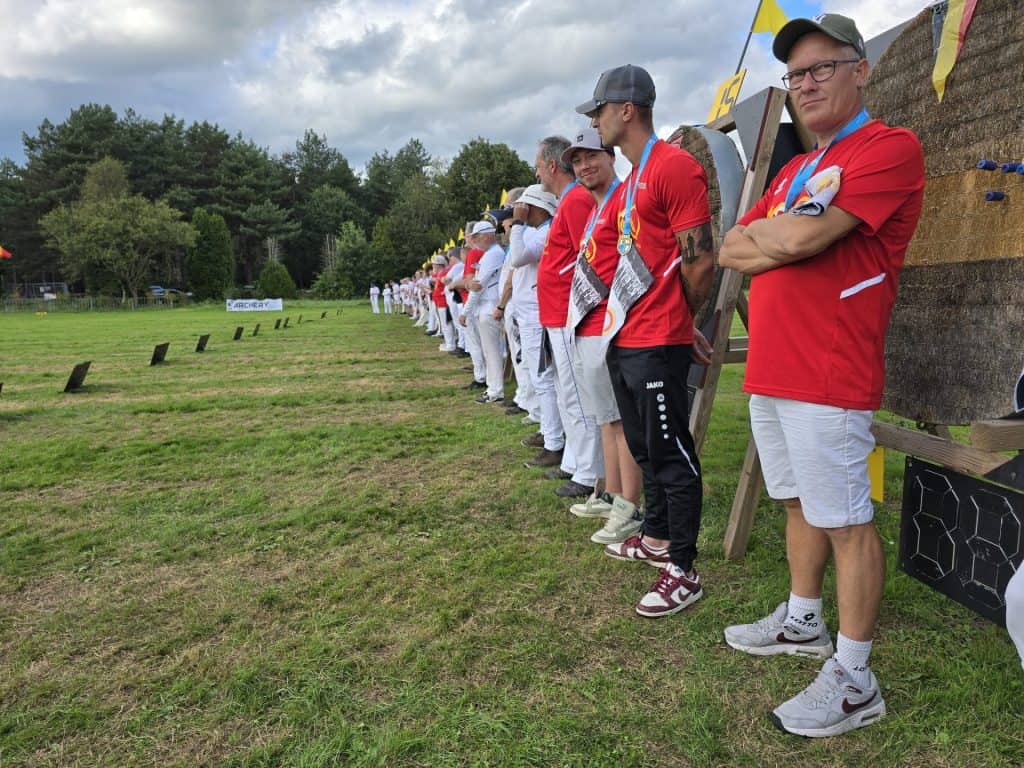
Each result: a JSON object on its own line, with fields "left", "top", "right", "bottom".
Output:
{"left": 620, "top": 135, "right": 658, "bottom": 245}
{"left": 580, "top": 178, "right": 622, "bottom": 253}
{"left": 783, "top": 108, "right": 870, "bottom": 212}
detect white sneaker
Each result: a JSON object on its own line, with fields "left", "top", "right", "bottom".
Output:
{"left": 771, "top": 658, "right": 886, "bottom": 737}
{"left": 521, "top": 414, "right": 540, "bottom": 425}
{"left": 590, "top": 496, "right": 644, "bottom": 544}
{"left": 635, "top": 565, "right": 703, "bottom": 618}
{"left": 723, "top": 602, "right": 835, "bottom": 659}
{"left": 570, "top": 491, "right": 613, "bottom": 519}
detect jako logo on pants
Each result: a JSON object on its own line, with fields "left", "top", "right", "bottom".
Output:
{"left": 646, "top": 381, "right": 664, "bottom": 390}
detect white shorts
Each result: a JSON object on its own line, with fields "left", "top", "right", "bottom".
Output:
{"left": 749, "top": 394, "right": 875, "bottom": 528}
{"left": 573, "top": 335, "right": 620, "bottom": 426}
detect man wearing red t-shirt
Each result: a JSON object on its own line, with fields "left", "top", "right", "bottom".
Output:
{"left": 719, "top": 15, "right": 924, "bottom": 737}
{"left": 578, "top": 64, "right": 715, "bottom": 620}
{"left": 577, "top": 63, "right": 712, "bottom": 622}
{"left": 430, "top": 255, "right": 454, "bottom": 353}
{"left": 562, "top": 128, "right": 644, "bottom": 546}
{"left": 536, "top": 135, "right": 604, "bottom": 499}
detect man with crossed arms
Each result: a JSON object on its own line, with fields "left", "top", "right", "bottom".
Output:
{"left": 719, "top": 14, "right": 925, "bottom": 737}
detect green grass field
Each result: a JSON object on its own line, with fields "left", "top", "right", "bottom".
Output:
{"left": 1, "top": 302, "right": 1021, "bottom": 767}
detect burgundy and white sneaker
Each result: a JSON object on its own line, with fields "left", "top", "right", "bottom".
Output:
{"left": 603, "top": 535, "right": 671, "bottom": 568}
{"left": 635, "top": 565, "right": 703, "bottom": 618}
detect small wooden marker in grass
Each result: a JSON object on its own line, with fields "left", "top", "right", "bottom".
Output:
{"left": 274, "top": 319, "right": 281, "bottom": 330}
{"left": 283, "top": 317, "right": 290, "bottom": 328}
{"left": 196, "top": 334, "right": 210, "bottom": 352}
{"left": 252, "top": 323, "right": 261, "bottom": 337}
{"left": 298, "top": 314, "right": 303, "bottom": 324}
{"left": 320, "top": 311, "right": 327, "bottom": 319}
{"left": 64, "top": 361, "right": 91, "bottom": 392}
{"left": 150, "top": 343, "right": 170, "bottom": 366}
{"left": 233, "top": 326, "right": 244, "bottom": 341}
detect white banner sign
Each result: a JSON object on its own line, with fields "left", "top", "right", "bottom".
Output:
{"left": 226, "top": 299, "right": 283, "bottom": 312}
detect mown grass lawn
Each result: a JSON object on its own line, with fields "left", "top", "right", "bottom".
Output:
{"left": 1, "top": 300, "right": 1021, "bottom": 768}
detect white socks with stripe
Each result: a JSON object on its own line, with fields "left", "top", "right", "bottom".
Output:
{"left": 836, "top": 633, "right": 874, "bottom": 688}
{"left": 785, "top": 593, "right": 823, "bottom": 637}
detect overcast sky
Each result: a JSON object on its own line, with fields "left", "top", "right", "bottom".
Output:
{"left": 1, "top": 0, "right": 932, "bottom": 174}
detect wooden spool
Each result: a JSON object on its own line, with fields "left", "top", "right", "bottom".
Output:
{"left": 866, "top": 0, "right": 1024, "bottom": 424}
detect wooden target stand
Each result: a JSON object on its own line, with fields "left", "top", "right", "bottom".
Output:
{"left": 688, "top": 89, "right": 1024, "bottom": 560}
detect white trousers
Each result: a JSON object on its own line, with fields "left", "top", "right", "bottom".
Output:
{"left": 546, "top": 326, "right": 602, "bottom": 486}
{"left": 464, "top": 312, "right": 486, "bottom": 383}
{"left": 438, "top": 305, "right": 455, "bottom": 351}
{"left": 505, "top": 308, "right": 537, "bottom": 416}
{"left": 371, "top": 296, "right": 380, "bottom": 313}
{"left": 478, "top": 310, "right": 506, "bottom": 400}
{"left": 449, "top": 300, "right": 466, "bottom": 349}
{"left": 383, "top": 297, "right": 393, "bottom": 313}
{"left": 426, "top": 300, "right": 438, "bottom": 332}
{"left": 520, "top": 319, "right": 563, "bottom": 451}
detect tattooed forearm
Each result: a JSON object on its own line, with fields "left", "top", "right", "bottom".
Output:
{"left": 681, "top": 222, "right": 714, "bottom": 264}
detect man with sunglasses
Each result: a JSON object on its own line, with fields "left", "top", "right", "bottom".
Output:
{"left": 718, "top": 14, "right": 924, "bottom": 737}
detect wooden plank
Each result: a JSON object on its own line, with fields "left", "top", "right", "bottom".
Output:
{"left": 735, "top": 290, "right": 749, "bottom": 327}
{"left": 707, "top": 113, "right": 737, "bottom": 133}
{"left": 690, "top": 87, "right": 790, "bottom": 453}
{"left": 970, "top": 419, "right": 1024, "bottom": 452}
{"left": 871, "top": 420, "right": 1007, "bottom": 476}
{"left": 724, "top": 437, "right": 765, "bottom": 561}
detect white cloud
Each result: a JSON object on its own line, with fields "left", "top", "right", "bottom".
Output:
{"left": 0, "top": 0, "right": 928, "bottom": 170}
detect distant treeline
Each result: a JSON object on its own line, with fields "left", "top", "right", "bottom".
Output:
{"left": 0, "top": 104, "right": 535, "bottom": 298}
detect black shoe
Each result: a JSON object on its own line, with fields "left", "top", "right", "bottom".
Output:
{"left": 457, "top": 350, "right": 471, "bottom": 358}
{"left": 543, "top": 467, "right": 572, "bottom": 480}
{"left": 555, "top": 481, "right": 594, "bottom": 498}
{"left": 525, "top": 449, "right": 563, "bottom": 468}
{"left": 463, "top": 380, "right": 487, "bottom": 390}
{"left": 505, "top": 405, "right": 528, "bottom": 416}
{"left": 521, "top": 432, "right": 545, "bottom": 448}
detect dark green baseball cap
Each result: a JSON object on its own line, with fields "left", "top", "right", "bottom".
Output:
{"left": 772, "top": 13, "right": 866, "bottom": 62}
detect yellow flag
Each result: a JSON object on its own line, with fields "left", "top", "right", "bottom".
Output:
{"left": 457, "top": 228, "right": 464, "bottom": 241}
{"left": 932, "top": 0, "right": 978, "bottom": 102}
{"left": 446, "top": 239, "right": 455, "bottom": 250}
{"left": 500, "top": 189, "right": 508, "bottom": 206}
{"left": 752, "top": 0, "right": 788, "bottom": 35}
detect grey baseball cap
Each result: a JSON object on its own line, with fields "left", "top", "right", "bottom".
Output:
{"left": 773, "top": 13, "right": 866, "bottom": 62}
{"left": 560, "top": 127, "right": 615, "bottom": 165}
{"left": 575, "top": 64, "right": 656, "bottom": 117}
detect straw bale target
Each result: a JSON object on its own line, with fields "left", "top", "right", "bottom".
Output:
{"left": 866, "top": 0, "right": 1024, "bottom": 424}
{"left": 666, "top": 125, "right": 744, "bottom": 323}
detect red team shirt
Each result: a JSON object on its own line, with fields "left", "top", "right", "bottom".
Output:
{"left": 577, "top": 182, "right": 627, "bottom": 336}
{"left": 431, "top": 266, "right": 449, "bottom": 307}
{"left": 459, "top": 248, "right": 483, "bottom": 303}
{"left": 739, "top": 121, "right": 925, "bottom": 411}
{"left": 612, "top": 140, "right": 711, "bottom": 348}
{"left": 538, "top": 182, "right": 596, "bottom": 328}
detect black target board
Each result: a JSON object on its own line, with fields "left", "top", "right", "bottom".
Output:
{"left": 233, "top": 326, "right": 244, "bottom": 340}
{"left": 196, "top": 334, "right": 210, "bottom": 352}
{"left": 274, "top": 319, "right": 281, "bottom": 330}
{"left": 321, "top": 311, "right": 327, "bottom": 319}
{"left": 900, "top": 456, "right": 1023, "bottom": 626}
{"left": 64, "top": 361, "right": 91, "bottom": 392}
{"left": 150, "top": 343, "right": 170, "bottom": 365}
{"left": 252, "top": 323, "right": 260, "bottom": 337}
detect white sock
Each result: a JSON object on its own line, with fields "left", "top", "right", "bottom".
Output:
{"left": 786, "top": 593, "right": 823, "bottom": 637}
{"left": 836, "top": 632, "right": 874, "bottom": 688}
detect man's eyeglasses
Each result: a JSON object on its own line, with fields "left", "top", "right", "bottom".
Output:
{"left": 782, "top": 59, "right": 861, "bottom": 90}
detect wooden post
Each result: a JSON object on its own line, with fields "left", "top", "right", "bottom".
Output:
{"left": 724, "top": 437, "right": 765, "bottom": 560}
